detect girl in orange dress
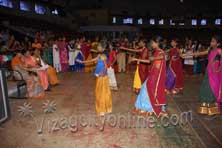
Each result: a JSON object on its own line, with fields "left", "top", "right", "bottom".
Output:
{"left": 23, "top": 50, "right": 49, "bottom": 91}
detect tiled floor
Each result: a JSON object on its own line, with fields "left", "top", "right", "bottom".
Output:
{"left": 0, "top": 72, "right": 212, "bottom": 148}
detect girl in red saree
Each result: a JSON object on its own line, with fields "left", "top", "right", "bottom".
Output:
{"left": 120, "top": 39, "right": 150, "bottom": 93}
{"left": 165, "top": 39, "right": 184, "bottom": 94}
{"left": 131, "top": 36, "right": 167, "bottom": 117}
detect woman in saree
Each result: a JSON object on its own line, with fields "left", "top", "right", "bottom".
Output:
{"left": 76, "top": 42, "right": 112, "bottom": 116}
{"left": 11, "top": 52, "right": 29, "bottom": 81}
{"left": 131, "top": 36, "right": 167, "bottom": 117}
{"left": 120, "top": 39, "right": 150, "bottom": 94}
{"left": 165, "top": 39, "right": 184, "bottom": 94}
{"left": 58, "top": 37, "right": 69, "bottom": 72}
{"left": 43, "top": 40, "right": 53, "bottom": 66}
{"left": 183, "top": 36, "right": 222, "bottom": 115}
{"left": 81, "top": 37, "right": 89, "bottom": 60}
{"left": 34, "top": 49, "right": 59, "bottom": 86}
{"left": 68, "top": 40, "right": 76, "bottom": 71}
{"left": 23, "top": 50, "right": 49, "bottom": 91}
{"left": 15, "top": 52, "right": 45, "bottom": 98}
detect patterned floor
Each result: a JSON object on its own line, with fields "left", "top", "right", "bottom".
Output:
{"left": 0, "top": 72, "right": 202, "bottom": 148}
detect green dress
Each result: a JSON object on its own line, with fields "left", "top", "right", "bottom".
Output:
{"left": 199, "top": 52, "right": 221, "bottom": 104}
{"left": 198, "top": 48, "right": 221, "bottom": 115}
{"left": 199, "top": 74, "right": 215, "bottom": 104}
{"left": 43, "top": 47, "right": 53, "bottom": 66}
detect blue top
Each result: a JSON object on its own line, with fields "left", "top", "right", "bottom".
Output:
{"left": 94, "top": 54, "right": 107, "bottom": 77}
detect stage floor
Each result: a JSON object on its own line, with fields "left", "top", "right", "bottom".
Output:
{"left": 0, "top": 72, "right": 221, "bottom": 148}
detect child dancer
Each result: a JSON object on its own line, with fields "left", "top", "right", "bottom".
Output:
{"left": 131, "top": 36, "right": 167, "bottom": 117}
{"left": 183, "top": 36, "right": 222, "bottom": 115}
{"left": 76, "top": 42, "right": 112, "bottom": 116}
{"left": 120, "top": 39, "right": 149, "bottom": 94}
{"left": 107, "top": 42, "right": 118, "bottom": 90}
{"left": 165, "top": 39, "right": 184, "bottom": 94}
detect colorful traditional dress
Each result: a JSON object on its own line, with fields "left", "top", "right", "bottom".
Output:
{"left": 11, "top": 55, "right": 29, "bottom": 81}
{"left": 94, "top": 54, "right": 112, "bottom": 115}
{"left": 68, "top": 43, "right": 76, "bottom": 71}
{"left": 53, "top": 44, "right": 61, "bottom": 72}
{"left": 58, "top": 41, "right": 68, "bottom": 72}
{"left": 135, "top": 49, "right": 166, "bottom": 117}
{"left": 32, "top": 42, "right": 42, "bottom": 50}
{"left": 26, "top": 73, "right": 45, "bottom": 99}
{"left": 43, "top": 46, "right": 53, "bottom": 66}
{"left": 90, "top": 42, "right": 99, "bottom": 70}
{"left": 40, "top": 58, "right": 59, "bottom": 86}
{"left": 47, "top": 65, "right": 59, "bottom": 85}
{"left": 92, "top": 41, "right": 99, "bottom": 58}
{"left": 85, "top": 44, "right": 95, "bottom": 72}
{"left": 74, "top": 49, "right": 85, "bottom": 72}
{"left": 166, "top": 48, "right": 184, "bottom": 92}
{"left": 133, "top": 47, "right": 149, "bottom": 92}
{"left": 117, "top": 42, "right": 126, "bottom": 72}
{"left": 107, "top": 50, "right": 118, "bottom": 90}
{"left": 81, "top": 42, "right": 89, "bottom": 60}
{"left": 198, "top": 48, "right": 222, "bottom": 115}
{"left": 17, "top": 56, "right": 45, "bottom": 98}
{"left": 24, "top": 56, "right": 49, "bottom": 90}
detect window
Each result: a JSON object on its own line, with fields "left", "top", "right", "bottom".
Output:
{"left": 123, "top": 18, "right": 133, "bottom": 24}
{"left": 191, "top": 19, "right": 197, "bottom": 26}
{"left": 201, "top": 19, "right": 207, "bottom": 25}
{"left": 52, "top": 9, "right": 58, "bottom": 15}
{"left": 112, "top": 17, "right": 116, "bottom": 24}
{"left": 35, "top": 4, "right": 46, "bottom": 14}
{"left": 159, "top": 19, "right": 164, "bottom": 25}
{"left": 138, "top": 18, "right": 143, "bottom": 25}
{"left": 20, "top": 1, "right": 30, "bottom": 11}
{"left": 149, "top": 19, "right": 155, "bottom": 25}
{"left": 170, "top": 20, "right": 175, "bottom": 26}
{"left": 0, "top": 0, "right": 13, "bottom": 8}
{"left": 215, "top": 19, "right": 221, "bottom": 25}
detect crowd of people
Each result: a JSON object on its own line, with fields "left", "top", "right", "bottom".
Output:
{"left": 0, "top": 29, "right": 221, "bottom": 117}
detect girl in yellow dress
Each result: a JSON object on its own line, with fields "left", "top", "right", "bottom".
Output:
{"left": 77, "top": 42, "right": 112, "bottom": 116}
